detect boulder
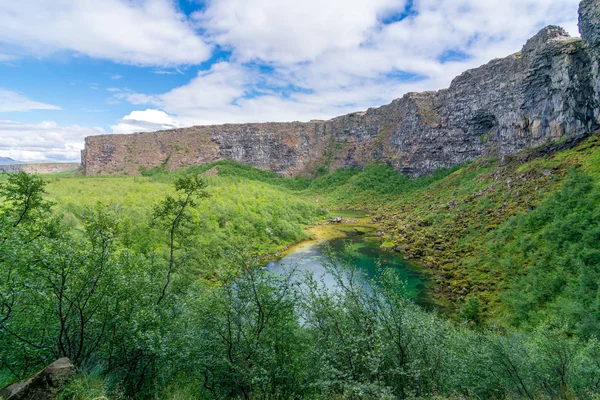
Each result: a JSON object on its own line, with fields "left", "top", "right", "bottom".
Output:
{"left": 0, "top": 358, "right": 75, "bottom": 400}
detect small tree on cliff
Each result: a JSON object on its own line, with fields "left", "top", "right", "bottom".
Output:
{"left": 153, "top": 174, "right": 209, "bottom": 305}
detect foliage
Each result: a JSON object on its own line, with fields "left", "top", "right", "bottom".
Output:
{"left": 43, "top": 170, "right": 326, "bottom": 274}
{"left": 153, "top": 174, "right": 209, "bottom": 304}
{"left": 58, "top": 371, "right": 110, "bottom": 400}
{"left": 0, "top": 171, "right": 323, "bottom": 397}
{"left": 306, "top": 164, "right": 461, "bottom": 206}
{"left": 186, "top": 160, "right": 311, "bottom": 190}
{"left": 485, "top": 169, "right": 600, "bottom": 337}
{"left": 2, "top": 134, "right": 600, "bottom": 399}
{"left": 322, "top": 134, "right": 600, "bottom": 327}
{"left": 170, "top": 263, "right": 307, "bottom": 399}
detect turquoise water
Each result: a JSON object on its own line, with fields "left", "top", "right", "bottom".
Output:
{"left": 266, "top": 222, "right": 434, "bottom": 308}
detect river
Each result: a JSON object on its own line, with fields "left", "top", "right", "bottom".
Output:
{"left": 266, "top": 211, "right": 434, "bottom": 308}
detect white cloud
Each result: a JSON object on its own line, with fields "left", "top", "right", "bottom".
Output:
{"left": 0, "top": 89, "right": 61, "bottom": 112}
{"left": 113, "top": 90, "right": 159, "bottom": 105}
{"left": 112, "top": 0, "right": 580, "bottom": 131}
{"left": 0, "top": 53, "right": 16, "bottom": 62}
{"left": 152, "top": 69, "right": 184, "bottom": 75}
{"left": 1, "top": 0, "right": 579, "bottom": 149}
{"left": 0, "top": 120, "right": 105, "bottom": 162}
{"left": 0, "top": 0, "right": 212, "bottom": 66}
{"left": 196, "top": 0, "right": 403, "bottom": 64}
{"left": 160, "top": 62, "right": 249, "bottom": 112}
{"left": 197, "top": 0, "right": 579, "bottom": 68}
{"left": 112, "top": 109, "right": 183, "bottom": 134}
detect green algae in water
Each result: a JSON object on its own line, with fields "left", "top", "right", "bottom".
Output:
{"left": 266, "top": 223, "right": 434, "bottom": 309}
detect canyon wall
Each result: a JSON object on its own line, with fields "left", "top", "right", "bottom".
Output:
{"left": 82, "top": 0, "right": 600, "bottom": 177}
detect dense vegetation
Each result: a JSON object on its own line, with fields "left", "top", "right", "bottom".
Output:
{"left": 487, "top": 169, "right": 600, "bottom": 338}
{"left": 42, "top": 169, "right": 325, "bottom": 274}
{"left": 337, "top": 135, "right": 600, "bottom": 326}
{"left": 2, "top": 135, "right": 600, "bottom": 399}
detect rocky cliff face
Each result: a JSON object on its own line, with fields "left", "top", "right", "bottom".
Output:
{"left": 82, "top": 0, "right": 600, "bottom": 177}
{"left": 580, "top": 0, "right": 600, "bottom": 122}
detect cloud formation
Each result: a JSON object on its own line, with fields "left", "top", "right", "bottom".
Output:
{"left": 0, "top": 89, "right": 60, "bottom": 112}
{"left": 0, "top": 0, "right": 583, "bottom": 158}
{"left": 0, "top": 120, "right": 105, "bottom": 161}
{"left": 0, "top": 0, "right": 212, "bottom": 66}
{"left": 112, "top": 109, "right": 183, "bottom": 134}
{"left": 114, "top": 0, "right": 580, "bottom": 131}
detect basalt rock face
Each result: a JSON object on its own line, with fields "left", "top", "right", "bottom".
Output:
{"left": 82, "top": 1, "right": 600, "bottom": 177}
{"left": 580, "top": 0, "right": 600, "bottom": 55}
{"left": 580, "top": 0, "right": 600, "bottom": 122}
{"left": 82, "top": 122, "right": 329, "bottom": 176}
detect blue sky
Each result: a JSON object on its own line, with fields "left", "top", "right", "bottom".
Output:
{"left": 0, "top": 0, "right": 581, "bottom": 161}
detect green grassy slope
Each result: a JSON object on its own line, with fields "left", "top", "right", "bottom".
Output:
{"left": 3, "top": 135, "right": 600, "bottom": 398}
{"left": 308, "top": 134, "right": 600, "bottom": 332}
{"left": 3, "top": 134, "right": 598, "bottom": 330}
{"left": 39, "top": 170, "right": 326, "bottom": 279}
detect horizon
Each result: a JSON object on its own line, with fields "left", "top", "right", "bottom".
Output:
{"left": 0, "top": 0, "right": 581, "bottom": 163}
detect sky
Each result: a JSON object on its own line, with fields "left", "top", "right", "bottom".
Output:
{"left": 0, "top": 0, "right": 582, "bottom": 162}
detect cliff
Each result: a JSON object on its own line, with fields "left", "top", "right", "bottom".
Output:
{"left": 82, "top": 0, "right": 600, "bottom": 177}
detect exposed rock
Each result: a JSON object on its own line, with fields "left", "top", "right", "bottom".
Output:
{"left": 0, "top": 358, "right": 75, "bottom": 400}
{"left": 82, "top": 0, "right": 600, "bottom": 178}
{"left": 580, "top": 0, "right": 600, "bottom": 122}
{"left": 580, "top": 0, "right": 600, "bottom": 53}
{"left": 202, "top": 166, "right": 220, "bottom": 177}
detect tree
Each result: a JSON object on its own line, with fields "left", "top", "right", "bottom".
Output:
{"left": 153, "top": 174, "right": 209, "bottom": 305}
{"left": 173, "top": 262, "right": 306, "bottom": 399}
{"left": 0, "top": 172, "right": 56, "bottom": 376}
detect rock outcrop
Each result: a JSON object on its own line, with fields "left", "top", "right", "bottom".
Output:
{"left": 580, "top": 0, "right": 600, "bottom": 122}
{"left": 81, "top": 0, "right": 600, "bottom": 177}
{"left": 0, "top": 358, "right": 75, "bottom": 400}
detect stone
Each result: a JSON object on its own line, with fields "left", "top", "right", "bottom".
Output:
{"left": 580, "top": 0, "right": 600, "bottom": 52}
{"left": 0, "top": 358, "right": 75, "bottom": 400}
{"left": 580, "top": 0, "right": 600, "bottom": 122}
{"left": 81, "top": 0, "right": 600, "bottom": 179}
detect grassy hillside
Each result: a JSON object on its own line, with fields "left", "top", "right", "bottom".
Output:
{"left": 305, "top": 133, "right": 600, "bottom": 332}
{"left": 37, "top": 170, "right": 326, "bottom": 279}
{"left": 3, "top": 136, "right": 600, "bottom": 398}
{"left": 4, "top": 135, "right": 598, "bottom": 326}
{"left": 69, "top": 133, "right": 600, "bottom": 333}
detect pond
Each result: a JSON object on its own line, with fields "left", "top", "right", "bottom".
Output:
{"left": 266, "top": 211, "right": 434, "bottom": 308}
